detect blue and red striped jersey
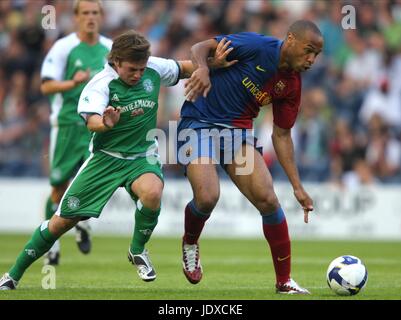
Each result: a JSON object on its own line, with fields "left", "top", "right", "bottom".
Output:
{"left": 180, "top": 32, "right": 301, "bottom": 129}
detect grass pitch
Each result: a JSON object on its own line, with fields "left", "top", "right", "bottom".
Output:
{"left": 0, "top": 234, "right": 400, "bottom": 300}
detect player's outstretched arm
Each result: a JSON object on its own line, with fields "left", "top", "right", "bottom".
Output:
{"left": 271, "top": 124, "right": 314, "bottom": 223}
{"left": 40, "top": 69, "right": 90, "bottom": 95}
{"left": 85, "top": 106, "right": 121, "bottom": 132}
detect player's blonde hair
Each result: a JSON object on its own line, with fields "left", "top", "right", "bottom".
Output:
{"left": 108, "top": 30, "right": 151, "bottom": 64}
{"left": 73, "top": 0, "right": 103, "bottom": 15}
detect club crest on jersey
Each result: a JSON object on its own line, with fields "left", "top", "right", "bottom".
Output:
{"left": 143, "top": 79, "right": 154, "bottom": 93}
{"left": 67, "top": 196, "right": 80, "bottom": 210}
{"left": 274, "top": 80, "right": 286, "bottom": 95}
{"left": 131, "top": 108, "right": 144, "bottom": 117}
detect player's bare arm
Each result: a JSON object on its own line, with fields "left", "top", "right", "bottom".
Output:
{"left": 40, "top": 69, "right": 91, "bottom": 95}
{"left": 271, "top": 124, "right": 314, "bottom": 223}
{"left": 184, "top": 39, "right": 217, "bottom": 101}
{"left": 86, "top": 106, "right": 121, "bottom": 132}
{"left": 185, "top": 38, "right": 237, "bottom": 101}
{"left": 178, "top": 59, "right": 228, "bottom": 80}
{"left": 207, "top": 38, "right": 238, "bottom": 69}
{"left": 179, "top": 39, "right": 238, "bottom": 80}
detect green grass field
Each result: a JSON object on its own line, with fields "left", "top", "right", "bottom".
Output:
{"left": 0, "top": 234, "right": 400, "bottom": 300}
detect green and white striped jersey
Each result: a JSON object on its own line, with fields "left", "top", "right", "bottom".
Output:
{"left": 78, "top": 57, "right": 180, "bottom": 157}
{"left": 41, "top": 33, "right": 112, "bottom": 126}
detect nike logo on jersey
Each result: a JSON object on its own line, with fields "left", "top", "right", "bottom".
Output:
{"left": 277, "top": 255, "right": 291, "bottom": 262}
{"left": 256, "top": 65, "right": 266, "bottom": 72}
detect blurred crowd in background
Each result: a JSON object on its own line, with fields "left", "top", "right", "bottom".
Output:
{"left": 1, "top": 0, "right": 401, "bottom": 188}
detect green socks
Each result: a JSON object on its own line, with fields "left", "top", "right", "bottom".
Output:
{"left": 9, "top": 220, "right": 58, "bottom": 281}
{"left": 130, "top": 201, "right": 160, "bottom": 254}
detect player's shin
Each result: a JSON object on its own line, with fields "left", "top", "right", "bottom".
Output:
{"left": 45, "top": 196, "right": 61, "bottom": 257}
{"left": 8, "top": 220, "right": 58, "bottom": 281}
{"left": 130, "top": 201, "right": 160, "bottom": 254}
{"left": 45, "top": 196, "right": 59, "bottom": 220}
{"left": 183, "top": 200, "right": 211, "bottom": 245}
{"left": 261, "top": 207, "right": 291, "bottom": 284}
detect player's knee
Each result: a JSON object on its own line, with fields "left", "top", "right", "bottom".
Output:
{"left": 49, "top": 215, "right": 79, "bottom": 237}
{"left": 196, "top": 192, "right": 220, "bottom": 213}
{"left": 255, "top": 193, "right": 280, "bottom": 214}
{"left": 140, "top": 188, "right": 163, "bottom": 210}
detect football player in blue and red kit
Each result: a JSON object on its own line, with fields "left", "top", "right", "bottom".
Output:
{"left": 177, "top": 20, "right": 323, "bottom": 294}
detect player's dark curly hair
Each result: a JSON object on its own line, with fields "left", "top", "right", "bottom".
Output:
{"left": 108, "top": 30, "right": 151, "bottom": 64}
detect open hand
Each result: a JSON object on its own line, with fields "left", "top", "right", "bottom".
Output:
{"left": 185, "top": 38, "right": 239, "bottom": 102}
{"left": 208, "top": 37, "right": 238, "bottom": 69}
{"left": 184, "top": 66, "right": 211, "bottom": 102}
{"left": 103, "top": 106, "right": 121, "bottom": 129}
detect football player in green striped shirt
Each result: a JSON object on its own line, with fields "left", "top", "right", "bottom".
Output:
{"left": 0, "top": 30, "right": 235, "bottom": 289}
{"left": 40, "top": 0, "right": 112, "bottom": 265}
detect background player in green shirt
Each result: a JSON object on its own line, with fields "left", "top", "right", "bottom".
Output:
{"left": 40, "top": 0, "right": 112, "bottom": 265}
{"left": 0, "top": 30, "right": 234, "bottom": 289}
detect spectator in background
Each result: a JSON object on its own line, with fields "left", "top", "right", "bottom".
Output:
{"left": 343, "top": 31, "right": 383, "bottom": 90}
{"left": 365, "top": 114, "right": 401, "bottom": 183}
{"left": 318, "top": 0, "right": 345, "bottom": 61}
{"left": 0, "top": 71, "right": 29, "bottom": 176}
{"left": 358, "top": 48, "right": 401, "bottom": 136}
{"left": 329, "top": 119, "right": 366, "bottom": 186}
{"left": 357, "top": 2, "right": 380, "bottom": 38}
{"left": 359, "top": 76, "right": 401, "bottom": 134}
{"left": 327, "top": 72, "right": 365, "bottom": 129}
{"left": 17, "top": 3, "right": 45, "bottom": 69}
{"left": 380, "top": 0, "right": 401, "bottom": 51}
{"left": 342, "top": 157, "right": 378, "bottom": 190}
{"left": 293, "top": 87, "right": 330, "bottom": 182}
